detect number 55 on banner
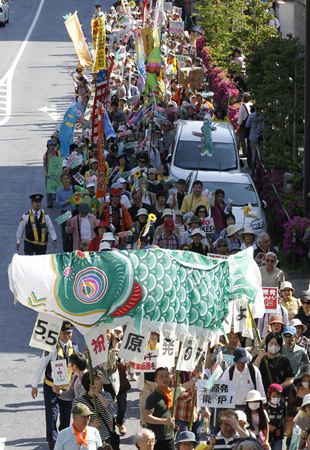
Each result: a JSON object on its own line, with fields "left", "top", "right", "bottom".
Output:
{"left": 29, "top": 313, "right": 63, "bottom": 352}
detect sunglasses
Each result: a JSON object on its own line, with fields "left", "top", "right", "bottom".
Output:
{"left": 266, "top": 259, "right": 275, "bottom": 262}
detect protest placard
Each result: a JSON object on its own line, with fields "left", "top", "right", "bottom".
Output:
{"left": 164, "top": 2, "right": 173, "bottom": 10}
{"left": 176, "top": 54, "right": 187, "bottom": 68}
{"left": 178, "top": 67, "right": 204, "bottom": 89}
{"left": 55, "top": 211, "right": 72, "bottom": 226}
{"left": 172, "top": 6, "right": 182, "bottom": 15}
{"left": 201, "top": 217, "right": 215, "bottom": 234}
{"left": 197, "top": 381, "right": 235, "bottom": 408}
{"left": 84, "top": 324, "right": 110, "bottom": 367}
{"left": 263, "top": 287, "right": 278, "bottom": 313}
{"left": 233, "top": 297, "right": 249, "bottom": 334}
{"left": 157, "top": 335, "right": 177, "bottom": 368}
{"left": 176, "top": 335, "right": 198, "bottom": 371}
{"left": 131, "top": 349, "right": 159, "bottom": 372}
{"left": 47, "top": 157, "right": 65, "bottom": 194}
{"left": 119, "top": 322, "right": 148, "bottom": 363}
{"left": 169, "top": 20, "right": 184, "bottom": 35}
{"left": 51, "top": 359, "right": 69, "bottom": 387}
{"left": 29, "top": 312, "right": 62, "bottom": 352}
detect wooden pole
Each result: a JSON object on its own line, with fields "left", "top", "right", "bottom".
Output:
{"left": 85, "top": 347, "right": 100, "bottom": 418}
{"left": 189, "top": 388, "right": 197, "bottom": 430}
{"left": 247, "top": 305, "right": 272, "bottom": 385}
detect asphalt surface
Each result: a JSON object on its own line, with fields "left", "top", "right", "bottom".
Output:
{"left": 0, "top": 1, "right": 309, "bottom": 449}
{"left": 0, "top": 1, "right": 140, "bottom": 448}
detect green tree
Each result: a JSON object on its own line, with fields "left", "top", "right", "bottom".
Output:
{"left": 246, "top": 36, "right": 304, "bottom": 176}
{"left": 196, "top": 0, "right": 277, "bottom": 69}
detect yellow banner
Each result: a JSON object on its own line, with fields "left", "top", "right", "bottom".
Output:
{"left": 91, "top": 16, "right": 106, "bottom": 72}
{"left": 64, "top": 13, "right": 92, "bottom": 68}
{"left": 141, "top": 27, "right": 153, "bottom": 58}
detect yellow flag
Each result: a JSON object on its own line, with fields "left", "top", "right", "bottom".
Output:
{"left": 91, "top": 16, "right": 106, "bottom": 72}
{"left": 64, "top": 13, "right": 92, "bottom": 68}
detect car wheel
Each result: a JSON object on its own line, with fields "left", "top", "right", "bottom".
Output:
{"left": 6, "top": 15, "right": 9, "bottom": 23}
{"left": 0, "top": 21, "right": 5, "bottom": 27}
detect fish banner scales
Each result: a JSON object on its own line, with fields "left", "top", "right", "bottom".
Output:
{"left": 64, "top": 13, "right": 92, "bottom": 68}
{"left": 8, "top": 248, "right": 263, "bottom": 336}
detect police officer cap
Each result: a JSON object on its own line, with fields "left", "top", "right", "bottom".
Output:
{"left": 61, "top": 321, "right": 74, "bottom": 332}
{"left": 30, "top": 194, "right": 44, "bottom": 201}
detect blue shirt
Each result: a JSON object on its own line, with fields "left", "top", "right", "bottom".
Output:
{"left": 54, "top": 425, "right": 102, "bottom": 450}
{"left": 56, "top": 186, "right": 74, "bottom": 211}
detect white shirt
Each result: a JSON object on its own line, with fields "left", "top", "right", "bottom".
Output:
{"left": 16, "top": 208, "right": 57, "bottom": 244}
{"left": 80, "top": 217, "right": 92, "bottom": 241}
{"left": 221, "top": 364, "right": 266, "bottom": 405}
{"left": 55, "top": 425, "right": 102, "bottom": 450}
{"left": 237, "top": 102, "right": 252, "bottom": 125}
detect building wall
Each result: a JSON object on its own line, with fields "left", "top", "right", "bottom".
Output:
{"left": 294, "top": 0, "right": 306, "bottom": 46}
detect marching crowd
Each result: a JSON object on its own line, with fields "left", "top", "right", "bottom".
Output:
{"left": 15, "top": 1, "right": 310, "bottom": 450}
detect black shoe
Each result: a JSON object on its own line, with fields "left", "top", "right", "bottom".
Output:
{"left": 47, "top": 204, "right": 53, "bottom": 208}
{"left": 48, "top": 442, "right": 55, "bottom": 450}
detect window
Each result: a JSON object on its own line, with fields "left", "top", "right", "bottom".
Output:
{"left": 201, "top": 182, "right": 259, "bottom": 206}
{"left": 174, "top": 141, "right": 238, "bottom": 171}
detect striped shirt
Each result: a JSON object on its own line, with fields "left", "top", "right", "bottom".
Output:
{"left": 212, "top": 431, "right": 239, "bottom": 450}
{"left": 75, "top": 392, "right": 114, "bottom": 441}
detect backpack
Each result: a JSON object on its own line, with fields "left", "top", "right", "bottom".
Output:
{"left": 240, "top": 104, "right": 250, "bottom": 138}
{"left": 229, "top": 363, "right": 257, "bottom": 389}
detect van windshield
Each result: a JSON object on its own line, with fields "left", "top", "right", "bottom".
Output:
{"left": 201, "top": 181, "right": 259, "bottom": 206}
{"left": 174, "top": 141, "right": 238, "bottom": 171}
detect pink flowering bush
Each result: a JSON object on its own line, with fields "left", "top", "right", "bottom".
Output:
{"left": 255, "top": 165, "right": 307, "bottom": 258}
{"left": 200, "top": 46, "right": 240, "bottom": 127}
{"left": 283, "top": 217, "right": 310, "bottom": 257}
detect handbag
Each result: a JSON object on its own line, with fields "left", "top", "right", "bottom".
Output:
{"left": 99, "top": 413, "right": 120, "bottom": 450}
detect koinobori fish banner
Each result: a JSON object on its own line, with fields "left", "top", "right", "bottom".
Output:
{"left": 8, "top": 248, "right": 264, "bottom": 337}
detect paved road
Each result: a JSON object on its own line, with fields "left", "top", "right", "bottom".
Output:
{"left": 0, "top": 1, "right": 140, "bottom": 448}
{"left": 0, "top": 1, "right": 309, "bottom": 449}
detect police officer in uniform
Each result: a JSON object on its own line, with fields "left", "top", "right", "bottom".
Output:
{"left": 16, "top": 194, "right": 57, "bottom": 255}
{"left": 31, "top": 321, "right": 79, "bottom": 449}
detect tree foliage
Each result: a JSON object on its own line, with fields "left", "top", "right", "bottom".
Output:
{"left": 246, "top": 37, "right": 304, "bottom": 175}
{"left": 196, "top": 0, "right": 277, "bottom": 69}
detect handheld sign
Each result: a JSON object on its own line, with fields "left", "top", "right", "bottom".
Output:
{"left": 55, "top": 211, "right": 72, "bottom": 226}
{"left": 51, "top": 359, "right": 69, "bottom": 387}
{"left": 29, "top": 312, "right": 62, "bottom": 352}
{"left": 169, "top": 20, "right": 184, "bottom": 35}
{"left": 131, "top": 349, "right": 159, "bottom": 372}
{"left": 197, "top": 381, "right": 235, "bottom": 408}
{"left": 263, "top": 287, "right": 278, "bottom": 314}
{"left": 84, "top": 324, "right": 110, "bottom": 367}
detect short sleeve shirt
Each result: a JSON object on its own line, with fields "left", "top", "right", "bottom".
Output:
{"left": 145, "top": 390, "right": 174, "bottom": 441}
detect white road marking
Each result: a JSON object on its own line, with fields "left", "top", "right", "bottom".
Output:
{"left": 0, "top": 438, "right": 6, "bottom": 449}
{"left": 38, "top": 104, "right": 61, "bottom": 121}
{"left": 0, "top": 0, "right": 45, "bottom": 127}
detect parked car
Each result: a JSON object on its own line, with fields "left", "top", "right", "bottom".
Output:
{"left": 187, "top": 171, "right": 267, "bottom": 231}
{"left": 0, "top": 0, "right": 9, "bottom": 26}
{"left": 168, "top": 120, "right": 241, "bottom": 180}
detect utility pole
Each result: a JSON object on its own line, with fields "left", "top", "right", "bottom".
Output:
{"left": 304, "top": 0, "right": 310, "bottom": 216}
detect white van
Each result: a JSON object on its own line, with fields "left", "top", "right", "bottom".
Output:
{"left": 0, "top": 0, "right": 9, "bottom": 27}
{"left": 168, "top": 120, "right": 241, "bottom": 181}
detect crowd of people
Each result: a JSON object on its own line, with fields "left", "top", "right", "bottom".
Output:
{"left": 18, "top": 1, "right": 309, "bottom": 450}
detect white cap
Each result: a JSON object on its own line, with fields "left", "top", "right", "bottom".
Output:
{"left": 137, "top": 208, "right": 148, "bottom": 216}
{"left": 162, "top": 208, "right": 173, "bottom": 218}
{"left": 118, "top": 177, "right": 127, "bottom": 184}
{"left": 99, "top": 241, "right": 112, "bottom": 251}
{"left": 102, "top": 232, "right": 116, "bottom": 241}
{"left": 246, "top": 390, "right": 264, "bottom": 403}
{"left": 235, "top": 410, "right": 249, "bottom": 427}
{"left": 190, "top": 229, "right": 206, "bottom": 238}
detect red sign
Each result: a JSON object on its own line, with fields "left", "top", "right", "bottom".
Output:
{"left": 263, "top": 287, "right": 278, "bottom": 313}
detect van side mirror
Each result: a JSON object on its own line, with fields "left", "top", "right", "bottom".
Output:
{"left": 166, "top": 154, "right": 172, "bottom": 163}
{"left": 262, "top": 200, "right": 267, "bottom": 210}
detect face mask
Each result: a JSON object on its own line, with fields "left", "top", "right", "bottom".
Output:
{"left": 302, "top": 381, "right": 310, "bottom": 388}
{"left": 268, "top": 344, "right": 280, "bottom": 354}
{"left": 248, "top": 402, "right": 260, "bottom": 411}
{"left": 271, "top": 397, "right": 281, "bottom": 405}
